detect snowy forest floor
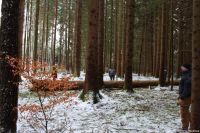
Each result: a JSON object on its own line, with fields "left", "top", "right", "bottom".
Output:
{"left": 17, "top": 84, "right": 186, "bottom": 133}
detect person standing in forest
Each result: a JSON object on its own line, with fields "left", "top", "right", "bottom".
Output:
{"left": 52, "top": 65, "right": 58, "bottom": 80}
{"left": 177, "top": 64, "right": 192, "bottom": 130}
{"left": 108, "top": 68, "right": 116, "bottom": 80}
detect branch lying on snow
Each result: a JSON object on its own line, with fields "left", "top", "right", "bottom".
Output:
{"left": 29, "top": 79, "right": 180, "bottom": 91}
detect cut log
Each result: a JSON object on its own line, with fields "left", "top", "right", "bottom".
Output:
{"left": 29, "top": 79, "right": 180, "bottom": 91}
{"left": 103, "top": 80, "right": 179, "bottom": 89}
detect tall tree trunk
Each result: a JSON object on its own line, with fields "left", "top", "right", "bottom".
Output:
{"left": 65, "top": 0, "right": 71, "bottom": 71}
{"left": 116, "top": 0, "right": 124, "bottom": 77}
{"left": 191, "top": 0, "right": 200, "bottom": 129}
{"left": 64, "top": 21, "right": 69, "bottom": 70}
{"left": 44, "top": 0, "right": 50, "bottom": 69}
{"left": 0, "top": 0, "right": 20, "bottom": 132}
{"left": 23, "top": 0, "right": 29, "bottom": 67}
{"left": 75, "top": 0, "right": 82, "bottom": 77}
{"left": 83, "top": 0, "right": 100, "bottom": 104}
{"left": 58, "top": 0, "right": 65, "bottom": 67}
{"left": 149, "top": 15, "right": 154, "bottom": 76}
{"left": 155, "top": 6, "right": 162, "bottom": 78}
{"left": 124, "top": 0, "right": 134, "bottom": 93}
{"left": 143, "top": 8, "right": 147, "bottom": 75}
{"left": 121, "top": 1, "right": 126, "bottom": 78}
{"left": 97, "top": 0, "right": 104, "bottom": 89}
{"left": 152, "top": 9, "right": 158, "bottom": 77}
{"left": 114, "top": 0, "right": 119, "bottom": 71}
{"left": 170, "top": 0, "right": 174, "bottom": 91}
{"left": 59, "top": 24, "right": 64, "bottom": 66}
{"left": 109, "top": 0, "right": 114, "bottom": 68}
{"left": 103, "top": 0, "right": 107, "bottom": 71}
{"left": 176, "top": 0, "right": 184, "bottom": 78}
{"left": 71, "top": 1, "right": 76, "bottom": 74}
{"left": 41, "top": 0, "right": 47, "bottom": 70}
{"left": 52, "top": 0, "right": 58, "bottom": 66}
{"left": 33, "top": 0, "right": 40, "bottom": 72}
{"left": 159, "top": 2, "right": 167, "bottom": 87}
{"left": 138, "top": 21, "right": 145, "bottom": 76}
{"left": 18, "top": 0, "right": 25, "bottom": 59}
{"left": 26, "top": 0, "right": 33, "bottom": 74}
{"left": 68, "top": 0, "right": 72, "bottom": 72}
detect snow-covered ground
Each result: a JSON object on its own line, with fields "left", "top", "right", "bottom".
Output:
{"left": 57, "top": 71, "right": 158, "bottom": 81}
{"left": 17, "top": 73, "right": 183, "bottom": 133}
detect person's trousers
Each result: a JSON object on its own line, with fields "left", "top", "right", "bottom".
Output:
{"left": 109, "top": 75, "right": 115, "bottom": 80}
{"left": 179, "top": 97, "right": 191, "bottom": 130}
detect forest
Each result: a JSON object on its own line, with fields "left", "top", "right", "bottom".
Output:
{"left": 0, "top": 0, "right": 200, "bottom": 132}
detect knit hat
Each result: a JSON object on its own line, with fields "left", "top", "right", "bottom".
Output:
{"left": 182, "top": 64, "right": 191, "bottom": 70}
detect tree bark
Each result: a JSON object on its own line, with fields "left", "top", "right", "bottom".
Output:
{"left": 84, "top": 0, "right": 100, "bottom": 104}
{"left": 114, "top": 0, "right": 119, "bottom": 71}
{"left": 44, "top": 0, "right": 50, "bottom": 69}
{"left": 18, "top": 0, "right": 25, "bottom": 59}
{"left": 116, "top": 0, "right": 123, "bottom": 77}
{"left": 33, "top": 0, "right": 40, "bottom": 72}
{"left": 109, "top": 0, "right": 114, "bottom": 68}
{"left": 121, "top": 1, "right": 126, "bottom": 78}
{"left": 176, "top": 0, "right": 184, "bottom": 78}
{"left": 138, "top": 20, "right": 145, "bottom": 76}
{"left": 98, "top": 0, "right": 104, "bottom": 88}
{"left": 159, "top": 2, "right": 167, "bottom": 87}
{"left": 152, "top": 9, "right": 158, "bottom": 77}
{"left": 191, "top": 0, "right": 200, "bottom": 130}
{"left": 75, "top": 0, "right": 82, "bottom": 77}
{"left": 169, "top": 0, "right": 174, "bottom": 91}
{"left": 41, "top": 0, "right": 47, "bottom": 70}
{"left": 23, "top": 0, "right": 29, "bottom": 68}
{"left": 52, "top": 0, "right": 58, "bottom": 66}
{"left": 155, "top": 6, "right": 162, "bottom": 78}
{"left": 68, "top": 0, "right": 72, "bottom": 72}
{"left": 26, "top": 0, "right": 33, "bottom": 74}
{"left": 0, "top": 0, "right": 20, "bottom": 132}
{"left": 124, "top": 0, "right": 134, "bottom": 92}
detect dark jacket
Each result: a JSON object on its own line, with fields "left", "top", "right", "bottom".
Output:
{"left": 108, "top": 69, "right": 116, "bottom": 76}
{"left": 179, "top": 70, "right": 191, "bottom": 99}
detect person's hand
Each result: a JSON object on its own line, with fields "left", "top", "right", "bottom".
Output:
{"left": 177, "top": 97, "right": 180, "bottom": 105}
{"left": 177, "top": 99, "right": 180, "bottom": 105}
